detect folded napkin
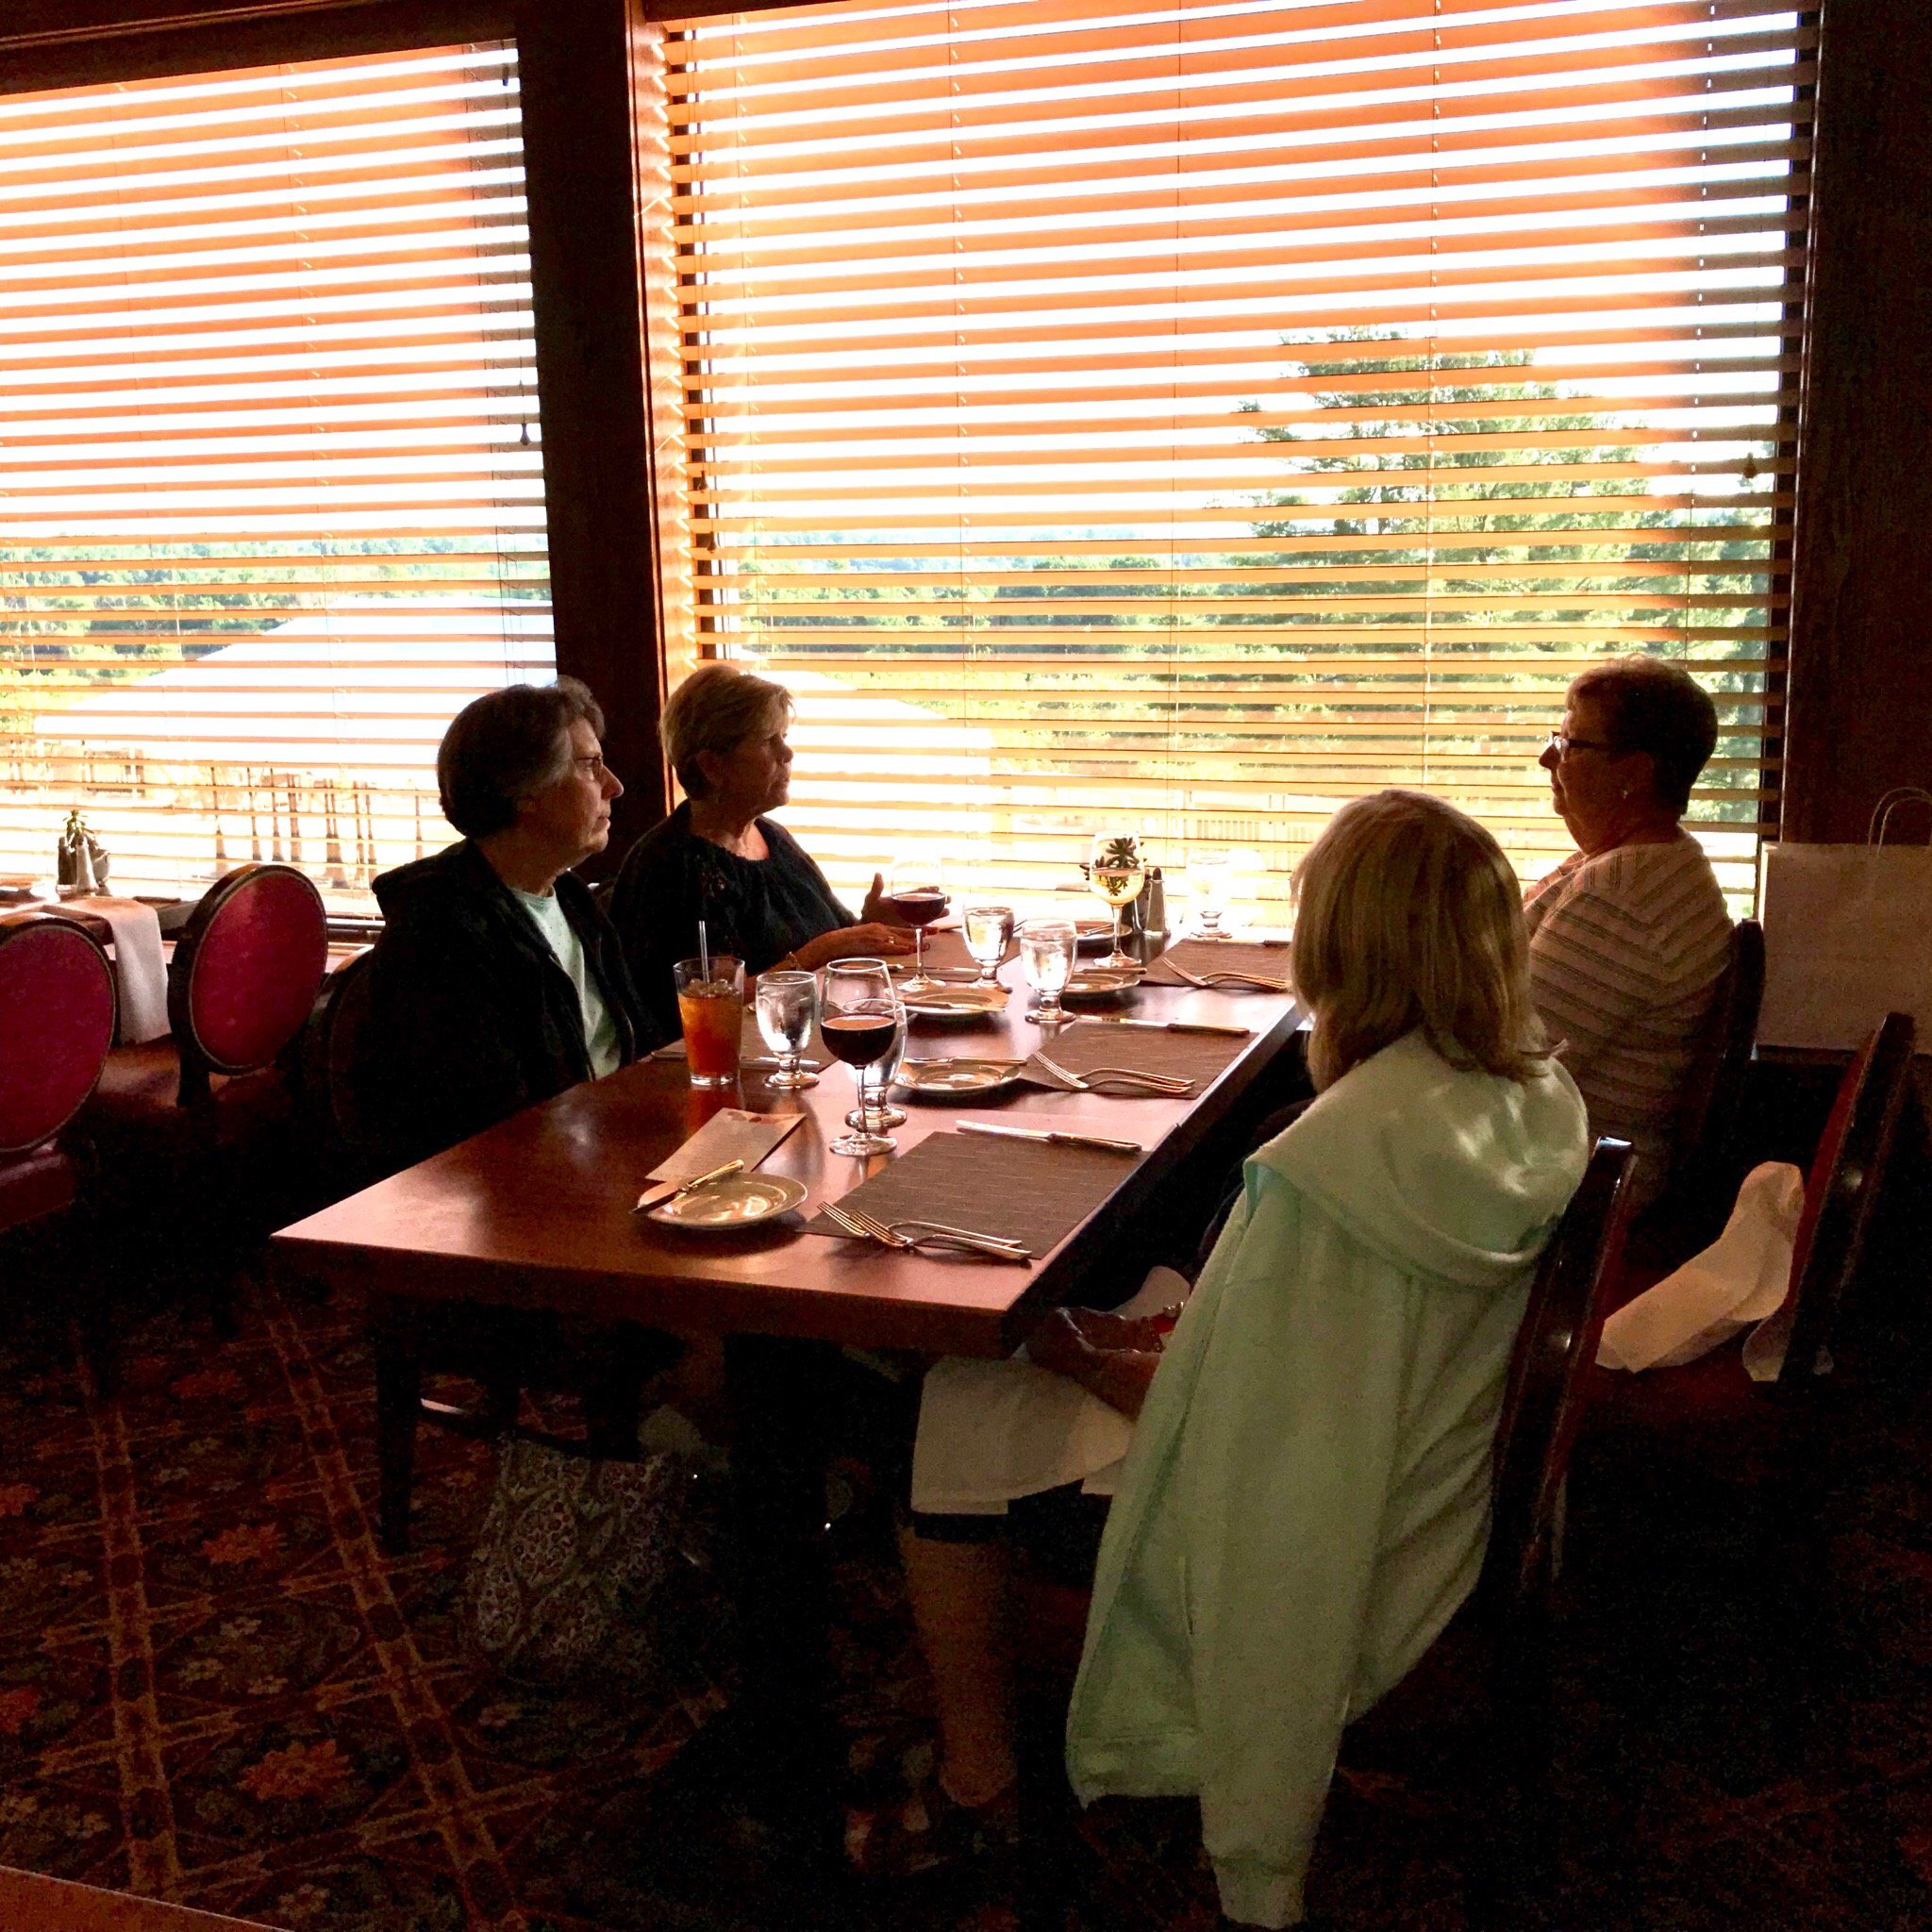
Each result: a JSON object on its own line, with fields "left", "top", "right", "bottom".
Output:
{"left": 1596, "top": 1162, "right": 1807, "bottom": 1380}
{"left": 910, "top": 1266, "right": 1191, "bottom": 1514}
{"left": 77, "top": 897, "right": 170, "bottom": 1043}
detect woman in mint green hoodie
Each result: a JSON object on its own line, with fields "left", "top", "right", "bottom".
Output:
{"left": 1065, "top": 790, "right": 1590, "bottom": 1928}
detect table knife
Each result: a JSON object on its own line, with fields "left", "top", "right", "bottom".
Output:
{"left": 957, "top": 1122, "right": 1141, "bottom": 1155}
{"left": 632, "top": 1158, "right": 743, "bottom": 1212}
{"left": 1093, "top": 1017, "right": 1253, "bottom": 1038}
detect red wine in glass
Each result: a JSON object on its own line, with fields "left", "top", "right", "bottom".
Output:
{"left": 822, "top": 1012, "right": 899, "bottom": 1067}
{"left": 888, "top": 888, "right": 949, "bottom": 926}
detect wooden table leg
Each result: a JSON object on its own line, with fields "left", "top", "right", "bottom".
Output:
{"left": 724, "top": 1333, "right": 844, "bottom": 1866}
{"left": 373, "top": 1322, "right": 422, "bottom": 1556}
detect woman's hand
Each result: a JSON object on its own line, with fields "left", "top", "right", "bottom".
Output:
{"left": 789, "top": 923, "right": 914, "bottom": 971}
{"left": 1028, "top": 1307, "right": 1162, "bottom": 1421}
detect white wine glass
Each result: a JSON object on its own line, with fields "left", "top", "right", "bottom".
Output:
{"left": 1088, "top": 831, "right": 1145, "bottom": 970}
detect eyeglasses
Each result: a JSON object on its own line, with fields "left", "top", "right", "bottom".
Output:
{"left": 573, "top": 754, "right": 609, "bottom": 780}
{"left": 1543, "top": 731, "right": 1619, "bottom": 761}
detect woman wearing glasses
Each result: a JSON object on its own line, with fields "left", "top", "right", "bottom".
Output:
{"left": 1526, "top": 657, "right": 1733, "bottom": 1208}
{"left": 609, "top": 661, "right": 912, "bottom": 1039}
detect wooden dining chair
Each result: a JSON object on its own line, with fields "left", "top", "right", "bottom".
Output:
{"left": 1641, "top": 917, "right": 1767, "bottom": 1263}
{"left": 0, "top": 914, "right": 118, "bottom": 1238}
{"left": 1576, "top": 1012, "right": 1916, "bottom": 1768}
{"left": 81, "top": 863, "right": 329, "bottom": 1329}
{"left": 1337, "top": 1137, "right": 1639, "bottom": 1913}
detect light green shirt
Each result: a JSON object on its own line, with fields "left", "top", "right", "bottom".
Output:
{"left": 510, "top": 887, "right": 623, "bottom": 1079}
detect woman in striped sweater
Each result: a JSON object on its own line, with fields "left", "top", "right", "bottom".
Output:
{"left": 1526, "top": 656, "right": 1735, "bottom": 1207}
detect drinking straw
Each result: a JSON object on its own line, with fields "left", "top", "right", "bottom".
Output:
{"left": 698, "top": 918, "right": 711, "bottom": 983}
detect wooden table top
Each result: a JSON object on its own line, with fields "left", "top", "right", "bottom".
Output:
{"left": 0, "top": 1867, "right": 273, "bottom": 1930}
{"left": 273, "top": 962, "right": 1300, "bottom": 1358}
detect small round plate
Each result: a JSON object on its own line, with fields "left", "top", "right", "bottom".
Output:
{"left": 647, "top": 1174, "right": 808, "bottom": 1230}
{"left": 1063, "top": 965, "right": 1143, "bottom": 1001}
{"left": 901, "top": 983, "right": 1011, "bottom": 1018}
{"left": 895, "top": 1058, "right": 1024, "bottom": 1097}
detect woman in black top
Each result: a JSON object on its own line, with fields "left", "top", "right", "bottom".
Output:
{"left": 610, "top": 662, "right": 911, "bottom": 1037}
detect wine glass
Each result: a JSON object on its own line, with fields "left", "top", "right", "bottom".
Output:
{"left": 1020, "top": 919, "right": 1076, "bottom": 1027}
{"left": 846, "top": 998, "right": 908, "bottom": 1132}
{"left": 1088, "top": 831, "right": 1146, "bottom": 970}
{"left": 962, "top": 903, "right": 1014, "bottom": 986}
{"left": 887, "top": 857, "right": 950, "bottom": 992}
{"left": 755, "top": 969, "right": 819, "bottom": 1090}
{"left": 821, "top": 958, "right": 904, "bottom": 1157}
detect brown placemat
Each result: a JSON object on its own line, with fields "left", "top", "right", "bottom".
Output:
{"left": 1019, "top": 1017, "right": 1251, "bottom": 1088}
{"left": 804, "top": 1127, "right": 1136, "bottom": 1254}
{"left": 1141, "top": 938, "right": 1293, "bottom": 988}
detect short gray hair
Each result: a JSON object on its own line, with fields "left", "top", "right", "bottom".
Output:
{"left": 661, "top": 661, "right": 792, "bottom": 799}
{"left": 1567, "top": 657, "right": 1718, "bottom": 816}
{"left": 438, "top": 677, "right": 604, "bottom": 838}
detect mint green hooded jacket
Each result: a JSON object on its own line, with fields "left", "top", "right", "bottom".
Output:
{"left": 1064, "top": 1030, "right": 1590, "bottom": 1928}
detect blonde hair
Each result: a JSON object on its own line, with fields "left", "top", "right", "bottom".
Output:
{"left": 1291, "top": 790, "right": 1547, "bottom": 1091}
{"left": 661, "top": 661, "right": 793, "bottom": 799}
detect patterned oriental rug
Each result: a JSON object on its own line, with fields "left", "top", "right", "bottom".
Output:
{"left": 5, "top": 1277, "right": 1932, "bottom": 1931}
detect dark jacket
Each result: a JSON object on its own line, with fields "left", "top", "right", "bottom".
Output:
{"left": 357, "top": 840, "right": 666, "bottom": 1173}
{"left": 610, "top": 801, "right": 854, "bottom": 1040}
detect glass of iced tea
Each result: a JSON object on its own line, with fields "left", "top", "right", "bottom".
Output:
{"left": 674, "top": 956, "right": 744, "bottom": 1089}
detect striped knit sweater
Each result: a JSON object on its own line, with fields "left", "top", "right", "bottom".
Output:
{"left": 1524, "top": 833, "right": 1733, "bottom": 1206}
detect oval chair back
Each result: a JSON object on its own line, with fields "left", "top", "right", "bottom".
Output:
{"left": 1667, "top": 919, "right": 1767, "bottom": 1246}
{"left": 1774, "top": 1010, "right": 1916, "bottom": 1396}
{"left": 169, "top": 864, "right": 328, "bottom": 1105}
{"left": 1482, "top": 1136, "right": 1639, "bottom": 1624}
{"left": 297, "top": 946, "right": 380, "bottom": 1183}
{"left": 0, "top": 915, "right": 118, "bottom": 1158}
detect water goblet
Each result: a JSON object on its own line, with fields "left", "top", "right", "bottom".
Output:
{"left": 1190, "top": 853, "right": 1235, "bottom": 938}
{"left": 1021, "top": 919, "right": 1076, "bottom": 1027}
{"left": 962, "top": 903, "right": 1014, "bottom": 985}
{"left": 755, "top": 969, "right": 819, "bottom": 1090}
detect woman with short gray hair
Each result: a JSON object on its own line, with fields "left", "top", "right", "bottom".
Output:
{"left": 611, "top": 660, "right": 910, "bottom": 1038}
{"left": 1526, "top": 654, "right": 1734, "bottom": 1206}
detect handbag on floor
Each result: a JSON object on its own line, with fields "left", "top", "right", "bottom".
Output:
{"left": 461, "top": 1434, "right": 705, "bottom": 1684}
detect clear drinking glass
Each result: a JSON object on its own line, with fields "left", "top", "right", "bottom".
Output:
{"left": 886, "top": 857, "right": 950, "bottom": 992}
{"left": 755, "top": 969, "right": 819, "bottom": 1090}
{"left": 1190, "top": 853, "right": 1235, "bottom": 938}
{"left": 962, "top": 904, "right": 1014, "bottom": 985}
{"left": 673, "top": 955, "right": 744, "bottom": 1089}
{"left": 846, "top": 1000, "right": 908, "bottom": 1131}
{"left": 821, "top": 958, "right": 903, "bottom": 1157}
{"left": 1021, "top": 919, "right": 1076, "bottom": 1026}
{"left": 1088, "top": 832, "right": 1146, "bottom": 969}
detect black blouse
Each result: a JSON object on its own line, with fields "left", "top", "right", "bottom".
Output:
{"left": 609, "top": 802, "right": 856, "bottom": 1038}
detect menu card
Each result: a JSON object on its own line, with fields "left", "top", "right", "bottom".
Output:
{"left": 643, "top": 1109, "right": 802, "bottom": 1187}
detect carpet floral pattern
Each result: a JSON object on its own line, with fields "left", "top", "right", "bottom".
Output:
{"left": 5, "top": 1277, "right": 1932, "bottom": 1931}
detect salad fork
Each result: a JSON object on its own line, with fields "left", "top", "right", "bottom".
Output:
{"left": 1032, "top": 1050, "right": 1192, "bottom": 1095}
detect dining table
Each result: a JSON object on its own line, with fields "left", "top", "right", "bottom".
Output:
{"left": 270, "top": 930, "right": 1302, "bottom": 1862}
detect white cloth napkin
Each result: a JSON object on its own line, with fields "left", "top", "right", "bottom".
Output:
{"left": 910, "top": 1265, "right": 1191, "bottom": 1516}
{"left": 76, "top": 897, "right": 170, "bottom": 1044}
{"left": 1596, "top": 1162, "right": 1806, "bottom": 1380}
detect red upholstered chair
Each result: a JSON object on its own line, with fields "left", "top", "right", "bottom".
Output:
{"left": 82, "top": 864, "right": 328, "bottom": 1329}
{"left": 0, "top": 915, "right": 117, "bottom": 1237}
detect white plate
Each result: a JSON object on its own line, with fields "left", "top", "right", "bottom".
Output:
{"left": 646, "top": 1174, "right": 808, "bottom": 1229}
{"left": 1063, "top": 965, "right": 1143, "bottom": 1000}
{"left": 901, "top": 983, "right": 1011, "bottom": 1018}
{"left": 895, "top": 1058, "right": 1024, "bottom": 1097}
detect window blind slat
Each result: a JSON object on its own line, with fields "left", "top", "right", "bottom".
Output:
{"left": 0, "top": 42, "right": 553, "bottom": 908}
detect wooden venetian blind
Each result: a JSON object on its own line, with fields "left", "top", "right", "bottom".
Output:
{"left": 0, "top": 43, "right": 551, "bottom": 910}
{"left": 650, "top": 0, "right": 1807, "bottom": 916}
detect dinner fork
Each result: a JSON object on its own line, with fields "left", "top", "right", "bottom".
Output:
{"left": 823, "top": 1199, "right": 908, "bottom": 1247}
{"left": 1160, "top": 961, "right": 1291, "bottom": 992}
{"left": 842, "top": 1203, "right": 1032, "bottom": 1263}
{"left": 1032, "top": 1050, "right": 1193, "bottom": 1095}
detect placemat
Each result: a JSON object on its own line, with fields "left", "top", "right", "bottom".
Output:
{"left": 804, "top": 1127, "right": 1135, "bottom": 1255}
{"left": 1141, "top": 938, "right": 1293, "bottom": 988}
{"left": 1018, "top": 1017, "right": 1251, "bottom": 1088}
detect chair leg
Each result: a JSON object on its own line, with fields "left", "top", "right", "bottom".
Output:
{"left": 375, "top": 1327, "right": 422, "bottom": 1555}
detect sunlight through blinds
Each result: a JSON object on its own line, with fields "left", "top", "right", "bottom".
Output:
{"left": 649, "top": 0, "right": 1807, "bottom": 917}
{"left": 0, "top": 43, "right": 551, "bottom": 912}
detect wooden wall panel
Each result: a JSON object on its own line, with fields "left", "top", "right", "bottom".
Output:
{"left": 1783, "top": 0, "right": 1932, "bottom": 842}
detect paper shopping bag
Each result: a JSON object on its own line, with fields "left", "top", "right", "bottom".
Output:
{"left": 1757, "top": 842, "right": 1932, "bottom": 1051}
